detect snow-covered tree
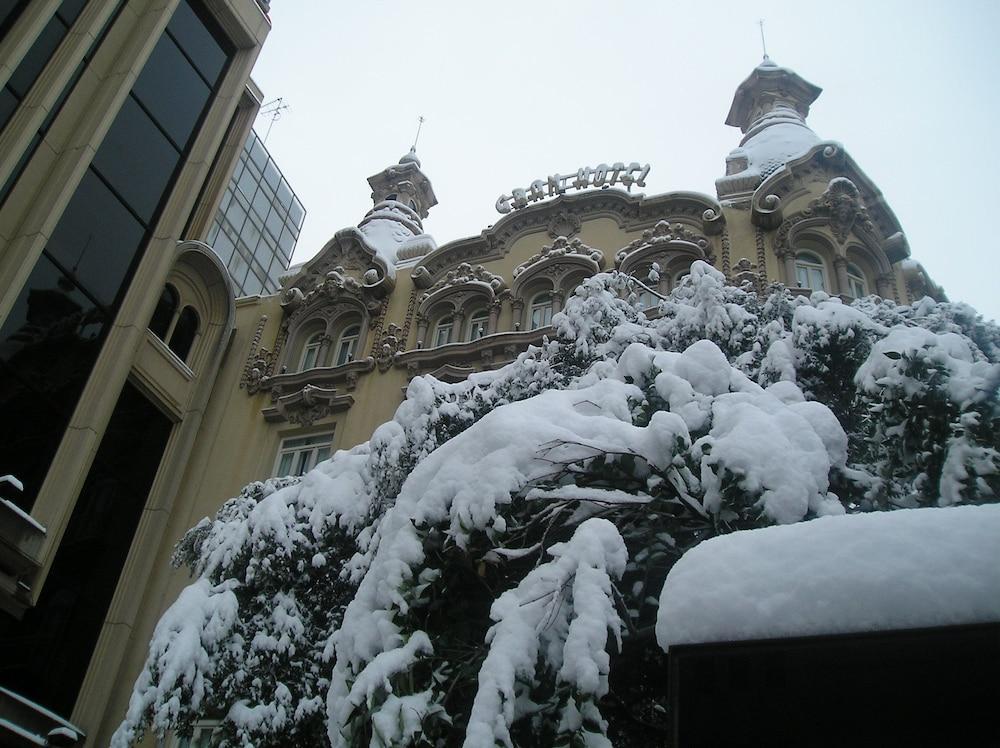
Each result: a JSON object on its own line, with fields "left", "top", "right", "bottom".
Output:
{"left": 113, "top": 262, "right": 1000, "bottom": 747}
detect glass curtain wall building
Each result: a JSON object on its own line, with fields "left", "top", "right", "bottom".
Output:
{"left": 0, "top": 0, "right": 269, "bottom": 742}
{"left": 206, "top": 128, "right": 305, "bottom": 296}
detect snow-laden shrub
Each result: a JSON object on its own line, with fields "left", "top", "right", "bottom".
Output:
{"left": 114, "top": 261, "right": 1000, "bottom": 747}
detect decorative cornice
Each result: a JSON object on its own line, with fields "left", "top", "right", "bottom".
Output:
{"left": 262, "top": 357, "right": 375, "bottom": 398}
{"left": 615, "top": 219, "right": 711, "bottom": 271}
{"left": 261, "top": 384, "right": 355, "bottom": 426}
{"left": 419, "top": 262, "right": 506, "bottom": 299}
{"left": 412, "top": 189, "right": 721, "bottom": 286}
{"left": 395, "top": 328, "right": 551, "bottom": 378}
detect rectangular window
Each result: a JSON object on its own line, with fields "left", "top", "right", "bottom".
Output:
{"left": 173, "top": 720, "right": 221, "bottom": 748}
{"left": 273, "top": 433, "right": 334, "bottom": 477}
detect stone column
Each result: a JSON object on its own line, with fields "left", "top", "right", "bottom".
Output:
{"left": 488, "top": 300, "right": 501, "bottom": 335}
{"left": 451, "top": 310, "right": 466, "bottom": 342}
{"left": 780, "top": 250, "right": 797, "bottom": 287}
{"left": 415, "top": 314, "right": 428, "bottom": 349}
{"left": 875, "top": 274, "right": 892, "bottom": 300}
{"left": 511, "top": 298, "right": 524, "bottom": 331}
{"left": 552, "top": 291, "right": 566, "bottom": 315}
{"left": 834, "top": 256, "right": 850, "bottom": 297}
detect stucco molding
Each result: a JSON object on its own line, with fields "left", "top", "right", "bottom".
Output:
{"left": 614, "top": 220, "right": 712, "bottom": 275}
{"left": 412, "top": 189, "right": 722, "bottom": 286}
{"left": 261, "top": 384, "right": 355, "bottom": 426}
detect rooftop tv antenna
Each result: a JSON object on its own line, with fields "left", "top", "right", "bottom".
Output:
{"left": 259, "top": 97, "right": 289, "bottom": 143}
{"left": 758, "top": 19, "right": 769, "bottom": 60}
{"left": 412, "top": 115, "right": 425, "bottom": 150}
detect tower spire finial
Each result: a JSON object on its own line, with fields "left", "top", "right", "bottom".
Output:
{"left": 758, "top": 19, "right": 769, "bottom": 60}
{"left": 412, "top": 115, "right": 425, "bottom": 151}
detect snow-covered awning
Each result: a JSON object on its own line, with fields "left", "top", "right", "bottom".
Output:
{"left": 656, "top": 504, "right": 1000, "bottom": 650}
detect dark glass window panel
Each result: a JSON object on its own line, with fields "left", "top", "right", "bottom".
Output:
{"left": 93, "top": 95, "right": 180, "bottom": 224}
{"left": 236, "top": 167, "right": 258, "bottom": 202}
{"left": 251, "top": 184, "right": 271, "bottom": 222}
{"left": 6, "top": 15, "right": 64, "bottom": 99}
{"left": 148, "top": 283, "right": 178, "bottom": 339}
{"left": 0, "top": 0, "right": 30, "bottom": 41}
{"left": 55, "top": 0, "right": 88, "bottom": 26}
{"left": 166, "top": 0, "right": 227, "bottom": 86}
{"left": 0, "top": 85, "right": 18, "bottom": 127}
{"left": 276, "top": 179, "right": 293, "bottom": 211}
{"left": 278, "top": 225, "right": 296, "bottom": 256}
{"left": 213, "top": 230, "right": 235, "bottom": 264}
{"left": 264, "top": 206, "right": 284, "bottom": 242}
{"left": 0, "top": 254, "right": 108, "bottom": 509}
{"left": 44, "top": 169, "right": 145, "bottom": 307}
{"left": 289, "top": 197, "right": 304, "bottom": 228}
{"left": 132, "top": 34, "right": 209, "bottom": 150}
{"left": 242, "top": 271, "right": 263, "bottom": 297}
{"left": 167, "top": 306, "right": 198, "bottom": 361}
{"left": 0, "top": 383, "right": 172, "bottom": 713}
{"left": 224, "top": 198, "right": 246, "bottom": 232}
{"left": 249, "top": 136, "right": 267, "bottom": 170}
{"left": 262, "top": 159, "right": 279, "bottom": 189}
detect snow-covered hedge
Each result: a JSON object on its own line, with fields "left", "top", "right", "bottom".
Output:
{"left": 113, "top": 262, "right": 1000, "bottom": 747}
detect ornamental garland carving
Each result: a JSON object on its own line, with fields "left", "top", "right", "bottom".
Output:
{"left": 419, "top": 262, "right": 506, "bottom": 303}
{"left": 614, "top": 220, "right": 710, "bottom": 266}
{"left": 513, "top": 236, "right": 605, "bottom": 278}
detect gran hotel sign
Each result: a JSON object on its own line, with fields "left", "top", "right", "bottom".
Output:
{"left": 496, "top": 162, "right": 651, "bottom": 214}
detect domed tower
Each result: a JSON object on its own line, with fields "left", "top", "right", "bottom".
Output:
{"left": 716, "top": 58, "right": 921, "bottom": 303}
{"left": 359, "top": 147, "right": 439, "bottom": 264}
{"left": 716, "top": 58, "right": 823, "bottom": 200}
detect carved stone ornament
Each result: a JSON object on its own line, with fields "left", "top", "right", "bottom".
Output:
{"left": 811, "top": 177, "right": 873, "bottom": 244}
{"left": 513, "top": 236, "right": 604, "bottom": 278}
{"left": 546, "top": 212, "right": 582, "bottom": 239}
{"left": 375, "top": 323, "right": 404, "bottom": 372}
{"left": 731, "top": 257, "right": 762, "bottom": 293}
{"left": 419, "top": 262, "right": 506, "bottom": 305}
{"left": 615, "top": 220, "right": 710, "bottom": 266}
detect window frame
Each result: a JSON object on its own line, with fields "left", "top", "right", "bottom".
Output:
{"left": 299, "top": 330, "right": 324, "bottom": 371}
{"left": 466, "top": 309, "right": 489, "bottom": 341}
{"left": 846, "top": 263, "right": 868, "bottom": 298}
{"left": 334, "top": 325, "right": 360, "bottom": 366}
{"left": 528, "top": 292, "right": 554, "bottom": 330}
{"left": 273, "top": 432, "right": 334, "bottom": 477}
{"left": 795, "top": 252, "right": 828, "bottom": 292}
{"left": 433, "top": 316, "right": 454, "bottom": 347}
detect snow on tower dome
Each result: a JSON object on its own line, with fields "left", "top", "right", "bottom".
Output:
{"left": 717, "top": 58, "right": 824, "bottom": 198}
{"left": 398, "top": 146, "right": 421, "bottom": 167}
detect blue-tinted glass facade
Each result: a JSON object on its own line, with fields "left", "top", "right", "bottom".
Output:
{"left": 207, "top": 129, "right": 304, "bottom": 296}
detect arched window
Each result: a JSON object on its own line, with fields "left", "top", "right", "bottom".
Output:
{"left": 672, "top": 270, "right": 690, "bottom": 289}
{"left": 433, "top": 317, "right": 454, "bottom": 347}
{"left": 795, "top": 252, "right": 827, "bottom": 292}
{"left": 335, "top": 325, "right": 360, "bottom": 366}
{"left": 847, "top": 263, "right": 868, "bottom": 298}
{"left": 529, "top": 293, "right": 554, "bottom": 330}
{"left": 299, "top": 331, "right": 324, "bottom": 371}
{"left": 168, "top": 306, "right": 199, "bottom": 362}
{"left": 467, "top": 309, "right": 489, "bottom": 341}
{"left": 636, "top": 289, "right": 657, "bottom": 311}
{"left": 148, "top": 284, "right": 178, "bottom": 340}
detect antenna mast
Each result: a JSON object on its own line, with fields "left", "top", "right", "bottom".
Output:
{"left": 758, "top": 19, "right": 769, "bottom": 59}
{"left": 259, "top": 97, "right": 289, "bottom": 143}
{"left": 412, "top": 115, "right": 425, "bottom": 150}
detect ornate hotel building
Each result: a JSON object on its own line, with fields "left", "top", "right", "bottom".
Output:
{"left": 0, "top": 30, "right": 944, "bottom": 746}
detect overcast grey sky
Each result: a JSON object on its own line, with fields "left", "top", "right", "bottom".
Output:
{"left": 250, "top": 1, "right": 1000, "bottom": 322}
